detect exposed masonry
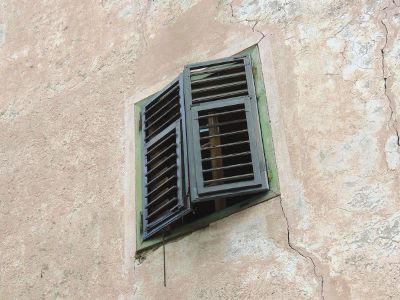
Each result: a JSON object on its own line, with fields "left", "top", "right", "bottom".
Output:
{"left": 381, "top": 5, "right": 400, "bottom": 148}
{"left": 279, "top": 198, "right": 325, "bottom": 300}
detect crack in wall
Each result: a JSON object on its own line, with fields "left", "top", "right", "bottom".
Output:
{"left": 228, "top": 3, "right": 266, "bottom": 44}
{"left": 279, "top": 198, "right": 325, "bottom": 300}
{"left": 381, "top": 6, "right": 400, "bottom": 148}
{"left": 227, "top": 3, "right": 323, "bottom": 297}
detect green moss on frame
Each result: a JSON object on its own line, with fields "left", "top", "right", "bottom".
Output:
{"left": 134, "top": 45, "right": 280, "bottom": 253}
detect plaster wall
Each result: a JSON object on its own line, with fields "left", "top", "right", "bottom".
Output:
{"left": 0, "top": 0, "right": 399, "bottom": 299}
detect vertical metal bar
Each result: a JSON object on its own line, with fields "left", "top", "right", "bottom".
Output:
{"left": 208, "top": 115, "right": 226, "bottom": 210}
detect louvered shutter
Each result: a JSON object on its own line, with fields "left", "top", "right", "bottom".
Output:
{"left": 184, "top": 55, "right": 268, "bottom": 202}
{"left": 141, "top": 76, "right": 190, "bottom": 239}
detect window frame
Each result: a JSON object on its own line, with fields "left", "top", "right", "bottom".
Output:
{"left": 189, "top": 96, "right": 267, "bottom": 199}
{"left": 135, "top": 45, "right": 280, "bottom": 253}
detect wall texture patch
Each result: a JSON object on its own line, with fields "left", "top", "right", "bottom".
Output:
{"left": 0, "top": 24, "right": 5, "bottom": 47}
{"left": 0, "top": 0, "right": 399, "bottom": 299}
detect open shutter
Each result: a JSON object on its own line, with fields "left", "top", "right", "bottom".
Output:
{"left": 184, "top": 55, "right": 268, "bottom": 202}
{"left": 141, "top": 76, "right": 190, "bottom": 239}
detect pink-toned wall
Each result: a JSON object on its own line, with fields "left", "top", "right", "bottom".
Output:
{"left": 1, "top": 0, "right": 399, "bottom": 299}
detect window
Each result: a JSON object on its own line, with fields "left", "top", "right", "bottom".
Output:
{"left": 135, "top": 45, "right": 280, "bottom": 251}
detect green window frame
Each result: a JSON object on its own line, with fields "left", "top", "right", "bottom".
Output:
{"left": 134, "top": 45, "right": 280, "bottom": 252}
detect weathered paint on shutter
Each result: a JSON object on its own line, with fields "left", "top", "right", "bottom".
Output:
{"left": 141, "top": 76, "right": 191, "bottom": 239}
{"left": 183, "top": 55, "right": 268, "bottom": 202}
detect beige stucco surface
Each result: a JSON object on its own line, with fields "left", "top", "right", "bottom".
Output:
{"left": 1, "top": 0, "right": 399, "bottom": 299}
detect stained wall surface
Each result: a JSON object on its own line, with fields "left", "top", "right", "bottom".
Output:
{"left": 0, "top": 0, "right": 399, "bottom": 299}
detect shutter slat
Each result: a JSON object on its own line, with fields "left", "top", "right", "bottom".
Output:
{"left": 145, "top": 84, "right": 179, "bottom": 113}
{"left": 144, "top": 80, "right": 181, "bottom": 142}
{"left": 145, "top": 103, "right": 180, "bottom": 131}
{"left": 146, "top": 175, "right": 177, "bottom": 198}
{"left": 146, "top": 186, "right": 178, "bottom": 208}
{"left": 192, "top": 89, "right": 248, "bottom": 103}
{"left": 203, "top": 162, "right": 253, "bottom": 173}
{"left": 146, "top": 198, "right": 178, "bottom": 219}
{"left": 196, "top": 108, "right": 246, "bottom": 120}
{"left": 146, "top": 204, "right": 180, "bottom": 228}
{"left": 146, "top": 132, "right": 175, "bottom": 156}
{"left": 201, "top": 140, "right": 249, "bottom": 151}
{"left": 145, "top": 96, "right": 179, "bottom": 124}
{"left": 191, "top": 63, "right": 244, "bottom": 77}
{"left": 146, "top": 143, "right": 175, "bottom": 166}
{"left": 191, "top": 71, "right": 246, "bottom": 85}
{"left": 145, "top": 112, "right": 180, "bottom": 141}
{"left": 200, "top": 129, "right": 248, "bottom": 141}
{"left": 199, "top": 119, "right": 247, "bottom": 129}
{"left": 146, "top": 165, "right": 176, "bottom": 187}
{"left": 146, "top": 153, "right": 177, "bottom": 177}
{"left": 191, "top": 80, "right": 247, "bottom": 94}
{"left": 201, "top": 151, "right": 251, "bottom": 162}
{"left": 203, "top": 173, "right": 254, "bottom": 185}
